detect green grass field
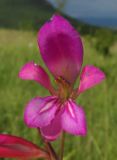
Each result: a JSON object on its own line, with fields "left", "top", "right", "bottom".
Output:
{"left": 0, "top": 29, "right": 117, "bottom": 160}
{"left": 0, "top": 0, "right": 117, "bottom": 160}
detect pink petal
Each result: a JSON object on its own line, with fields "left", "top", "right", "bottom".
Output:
{"left": 0, "top": 134, "right": 47, "bottom": 159}
{"left": 61, "top": 100, "right": 87, "bottom": 135}
{"left": 40, "top": 110, "right": 62, "bottom": 141}
{"left": 78, "top": 65, "right": 106, "bottom": 94}
{"left": 38, "top": 14, "right": 83, "bottom": 84}
{"left": 24, "top": 96, "right": 59, "bottom": 128}
{"left": 19, "top": 61, "right": 53, "bottom": 91}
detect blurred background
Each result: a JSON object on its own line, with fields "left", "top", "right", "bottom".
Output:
{"left": 0, "top": 0, "right": 117, "bottom": 159}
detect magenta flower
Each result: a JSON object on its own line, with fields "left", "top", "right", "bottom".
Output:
{"left": 0, "top": 134, "right": 48, "bottom": 159}
{"left": 19, "top": 15, "right": 105, "bottom": 141}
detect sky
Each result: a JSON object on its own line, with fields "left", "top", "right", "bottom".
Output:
{"left": 47, "top": 0, "right": 117, "bottom": 18}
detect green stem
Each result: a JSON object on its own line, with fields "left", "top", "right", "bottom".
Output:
{"left": 38, "top": 129, "right": 59, "bottom": 160}
{"left": 60, "top": 132, "right": 65, "bottom": 160}
{"left": 45, "top": 141, "right": 59, "bottom": 160}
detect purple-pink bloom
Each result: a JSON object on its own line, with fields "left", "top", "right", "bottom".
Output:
{"left": 19, "top": 14, "right": 105, "bottom": 141}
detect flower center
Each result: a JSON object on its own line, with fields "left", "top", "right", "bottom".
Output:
{"left": 55, "top": 77, "right": 77, "bottom": 103}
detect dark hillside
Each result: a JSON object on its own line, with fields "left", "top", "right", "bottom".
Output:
{"left": 0, "top": 0, "right": 55, "bottom": 30}
{"left": 0, "top": 0, "right": 116, "bottom": 36}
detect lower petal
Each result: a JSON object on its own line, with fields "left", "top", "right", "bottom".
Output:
{"left": 40, "top": 110, "right": 62, "bottom": 141}
{"left": 61, "top": 100, "right": 87, "bottom": 136}
{"left": 24, "top": 96, "right": 59, "bottom": 128}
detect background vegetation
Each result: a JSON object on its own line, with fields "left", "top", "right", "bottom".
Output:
{"left": 0, "top": 0, "right": 117, "bottom": 160}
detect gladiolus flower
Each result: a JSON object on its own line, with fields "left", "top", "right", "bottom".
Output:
{"left": 19, "top": 15, "right": 105, "bottom": 141}
{"left": 0, "top": 134, "right": 48, "bottom": 159}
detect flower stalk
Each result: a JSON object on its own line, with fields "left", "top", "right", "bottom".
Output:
{"left": 60, "top": 132, "right": 65, "bottom": 160}
{"left": 45, "top": 142, "right": 59, "bottom": 160}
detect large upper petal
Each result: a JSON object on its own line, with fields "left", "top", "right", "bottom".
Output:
{"left": 24, "top": 96, "right": 59, "bottom": 128}
{"left": 40, "top": 110, "right": 62, "bottom": 141}
{"left": 19, "top": 61, "right": 53, "bottom": 91}
{"left": 61, "top": 100, "right": 87, "bottom": 136}
{"left": 0, "top": 134, "right": 48, "bottom": 159}
{"left": 38, "top": 14, "right": 83, "bottom": 84}
{"left": 78, "top": 65, "right": 106, "bottom": 94}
